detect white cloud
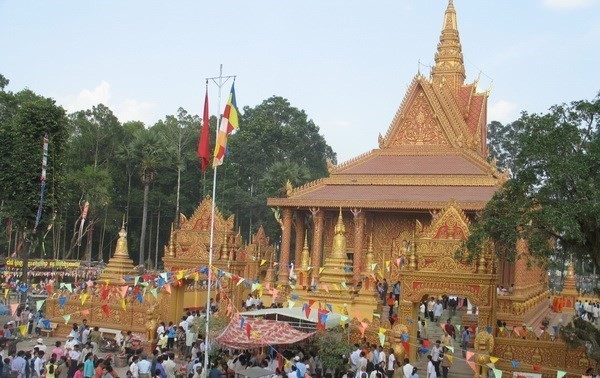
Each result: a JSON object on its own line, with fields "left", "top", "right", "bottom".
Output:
{"left": 488, "top": 100, "right": 518, "bottom": 123}
{"left": 61, "top": 81, "right": 111, "bottom": 112}
{"left": 58, "top": 81, "right": 156, "bottom": 125}
{"left": 542, "top": 0, "right": 597, "bottom": 9}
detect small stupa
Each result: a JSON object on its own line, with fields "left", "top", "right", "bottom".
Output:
{"left": 560, "top": 257, "right": 578, "bottom": 313}
{"left": 100, "top": 220, "right": 137, "bottom": 282}
{"left": 318, "top": 209, "right": 354, "bottom": 290}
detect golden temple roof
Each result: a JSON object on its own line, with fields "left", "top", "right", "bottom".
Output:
{"left": 100, "top": 223, "right": 137, "bottom": 282}
{"left": 268, "top": 1, "right": 503, "bottom": 211}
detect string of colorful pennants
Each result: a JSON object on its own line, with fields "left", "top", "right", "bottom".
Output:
{"left": 11, "top": 262, "right": 588, "bottom": 378}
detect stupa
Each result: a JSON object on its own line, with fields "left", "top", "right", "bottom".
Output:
{"left": 100, "top": 222, "right": 137, "bottom": 281}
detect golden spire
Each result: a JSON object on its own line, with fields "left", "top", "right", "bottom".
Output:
{"left": 567, "top": 256, "right": 575, "bottom": 279}
{"left": 220, "top": 233, "right": 229, "bottom": 259}
{"left": 114, "top": 222, "right": 129, "bottom": 258}
{"left": 430, "top": 0, "right": 466, "bottom": 91}
{"left": 300, "top": 230, "right": 310, "bottom": 268}
{"left": 331, "top": 208, "right": 347, "bottom": 260}
{"left": 100, "top": 216, "right": 136, "bottom": 282}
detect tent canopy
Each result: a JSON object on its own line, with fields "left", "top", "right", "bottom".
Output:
{"left": 236, "top": 367, "right": 276, "bottom": 378}
{"left": 239, "top": 307, "right": 342, "bottom": 330}
{"left": 215, "top": 315, "right": 315, "bottom": 349}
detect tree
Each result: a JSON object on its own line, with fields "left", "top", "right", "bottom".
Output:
{"left": 152, "top": 108, "right": 199, "bottom": 227}
{"left": 314, "top": 328, "right": 351, "bottom": 373}
{"left": 466, "top": 93, "right": 600, "bottom": 270}
{"left": 224, "top": 96, "right": 336, "bottom": 239}
{"left": 129, "top": 129, "right": 167, "bottom": 266}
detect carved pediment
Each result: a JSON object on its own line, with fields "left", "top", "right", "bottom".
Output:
{"left": 180, "top": 196, "right": 234, "bottom": 233}
{"left": 421, "top": 200, "right": 470, "bottom": 240}
{"left": 386, "top": 84, "right": 451, "bottom": 147}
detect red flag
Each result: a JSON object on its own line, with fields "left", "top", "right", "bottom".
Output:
{"left": 197, "top": 82, "right": 211, "bottom": 172}
{"left": 101, "top": 304, "right": 110, "bottom": 316}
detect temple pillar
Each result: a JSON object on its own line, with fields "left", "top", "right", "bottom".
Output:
{"left": 278, "top": 208, "right": 293, "bottom": 284}
{"left": 310, "top": 208, "right": 324, "bottom": 284}
{"left": 352, "top": 209, "right": 365, "bottom": 285}
{"left": 398, "top": 300, "right": 419, "bottom": 362}
{"left": 294, "top": 212, "right": 305, "bottom": 265}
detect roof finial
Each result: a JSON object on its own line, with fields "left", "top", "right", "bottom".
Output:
{"left": 430, "top": 0, "right": 466, "bottom": 91}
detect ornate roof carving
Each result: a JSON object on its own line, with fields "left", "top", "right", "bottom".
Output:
{"left": 421, "top": 200, "right": 471, "bottom": 239}
{"left": 267, "top": 1, "right": 496, "bottom": 211}
{"left": 179, "top": 195, "right": 234, "bottom": 233}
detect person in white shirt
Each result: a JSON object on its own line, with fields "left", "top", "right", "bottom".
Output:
{"left": 378, "top": 347, "right": 386, "bottom": 369}
{"left": 402, "top": 358, "right": 414, "bottom": 378}
{"left": 33, "top": 351, "right": 46, "bottom": 378}
{"left": 129, "top": 356, "right": 140, "bottom": 378}
{"left": 426, "top": 356, "right": 436, "bottom": 378}
{"left": 157, "top": 322, "right": 165, "bottom": 338}
{"left": 386, "top": 349, "right": 396, "bottom": 378}
{"left": 81, "top": 327, "right": 91, "bottom": 345}
{"left": 34, "top": 339, "right": 47, "bottom": 353}
{"left": 178, "top": 317, "right": 189, "bottom": 332}
{"left": 350, "top": 344, "right": 362, "bottom": 371}
{"left": 286, "top": 366, "right": 297, "bottom": 378}
{"left": 245, "top": 295, "right": 255, "bottom": 310}
{"left": 430, "top": 340, "right": 442, "bottom": 377}
{"left": 433, "top": 301, "right": 443, "bottom": 323}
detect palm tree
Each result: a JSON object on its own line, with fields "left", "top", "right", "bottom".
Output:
{"left": 129, "top": 129, "right": 165, "bottom": 266}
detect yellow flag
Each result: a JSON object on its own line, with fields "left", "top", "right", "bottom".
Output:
{"left": 19, "top": 325, "right": 27, "bottom": 336}
{"left": 489, "top": 356, "right": 499, "bottom": 364}
{"left": 176, "top": 270, "right": 185, "bottom": 280}
{"left": 319, "top": 267, "right": 325, "bottom": 274}
{"left": 194, "top": 272, "right": 199, "bottom": 281}
{"left": 120, "top": 299, "right": 127, "bottom": 311}
{"left": 81, "top": 292, "right": 88, "bottom": 305}
{"left": 260, "top": 259, "right": 266, "bottom": 266}
{"left": 4, "top": 289, "right": 8, "bottom": 298}
{"left": 379, "top": 327, "right": 387, "bottom": 334}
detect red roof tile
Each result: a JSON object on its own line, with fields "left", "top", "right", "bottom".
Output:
{"left": 338, "top": 155, "right": 487, "bottom": 175}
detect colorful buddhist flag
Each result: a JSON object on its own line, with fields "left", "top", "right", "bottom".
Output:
{"left": 213, "top": 82, "right": 239, "bottom": 167}
{"left": 198, "top": 82, "right": 211, "bottom": 172}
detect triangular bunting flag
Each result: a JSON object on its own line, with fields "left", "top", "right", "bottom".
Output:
{"left": 288, "top": 300, "right": 295, "bottom": 309}
{"left": 466, "top": 351, "right": 474, "bottom": 361}
{"left": 532, "top": 365, "right": 541, "bottom": 373}
{"left": 490, "top": 356, "right": 499, "bottom": 364}
{"left": 102, "top": 304, "right": 110, "bottom": 316}
{"left": 319, "top": 267, "right": 325, "bottom": 274}
{"left": 556, "top": 371, "right": 566, "bottom": 378}
{"left": 491, "top": 368, "right": 502, "bottom": 378}
{"left": 36, "top": 300, "right": 45, "bottom": 312}
{"left": 59, "top": 297, "right": 67, "bottom": 309}
{"left": 134, "top": 276, "right": 140, "bottom": 286}
{"left": 63, "top": 314, "right": 71, "bottom": 324}
{"left": 260, "top": 259, "right": 266, "bottom": 266}
{"left": 120, "top": 299, "right": 127, "bottom": 311}
{"left": 446, "top": 345, "right": 454, "bottom": 353}
{"left": 164, "top": 283, "right": 171, "bottom": 293}
{"left": 371, "top": 263, "right": 377, "bottom": 271}
{"left": 511, "top": 361, "right": 519, "bottom": 369}
{"left": 467, "top": 361, "right": 476, "bottom": 372}
{"left": 81, "top": 310, "right": 90, "bottom": 315}
{"left": 151, "top": 288, "right": 158, "bottom": 298}
{"left": 378, "top": 332, "right": 385, "bottom": 346}
{"left": 19, "top": 325, "right": 27, "bottom": 336}
{"left": 10, "top": 303, "right": 18, "bottom": 316}
{"left": 81, "top": 292, "right": 88, "bottom": 305}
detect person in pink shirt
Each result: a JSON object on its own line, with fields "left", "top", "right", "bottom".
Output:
{"left": 73, "top": 363, "right": 84, "bottom": 378}
{"left": 52, "top": 341, "right": 64, "bottom": 360}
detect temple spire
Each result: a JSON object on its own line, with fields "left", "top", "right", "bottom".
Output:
{"left": 430, "top": 0, "right": 466, "bottom": 91}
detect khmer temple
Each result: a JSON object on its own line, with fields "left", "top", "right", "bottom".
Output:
{"left": 161, "top": 196, "right": 272, "bottom": 322}
{"left": 267, "top": 0, "right": 549, "bottom": 361}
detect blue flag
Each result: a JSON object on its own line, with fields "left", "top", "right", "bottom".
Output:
{"left": 59, "top": 297, "right": 67, "bottom": 309}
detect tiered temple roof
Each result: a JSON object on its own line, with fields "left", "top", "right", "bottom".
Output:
{"left": 268, "top": 0, "right": 507, "bottom": 211}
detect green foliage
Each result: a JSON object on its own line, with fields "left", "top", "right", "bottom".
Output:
{"left": 467, "top": 93, "right": 600, "bottom": 269}
{"left": 0, "top": 75, "right": 336, "bottom": 266}
{"left": 561, "top": 317, "right": 600, "bottom": 365}
{"left": 314, "top": 328, "right": 351, "bottom": 372}
{"left": 0, "top": 83, "right": 69, "bottom": 233}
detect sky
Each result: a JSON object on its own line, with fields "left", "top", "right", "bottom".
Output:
{"left": 1, "top": 0, "right": 599, "bottom": 163}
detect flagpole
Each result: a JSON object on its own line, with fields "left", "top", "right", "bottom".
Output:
{"left": 203, "top": 64, "right": 235, "bottom": 377}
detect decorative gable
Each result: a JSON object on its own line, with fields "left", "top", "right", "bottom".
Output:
{"left": 421, "top": 200, "right": 471, "bottom": 240}
{"left": 385, "top": 82, "right": 451, "bottom": 147}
